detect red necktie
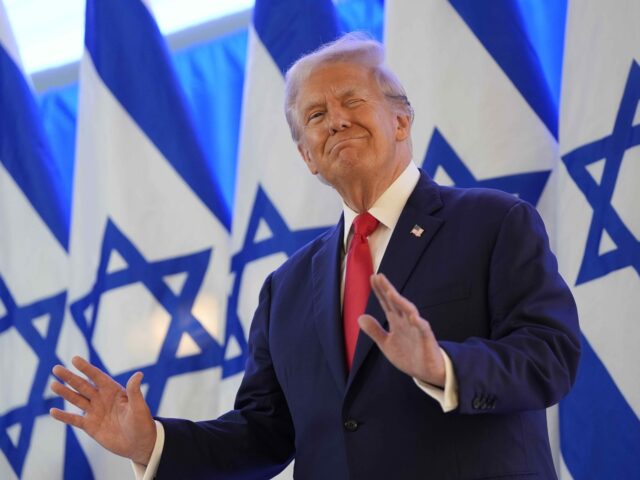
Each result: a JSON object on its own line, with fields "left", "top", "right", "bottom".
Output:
{"left": 343, "top": 212, "right": 379, "bottom": 369}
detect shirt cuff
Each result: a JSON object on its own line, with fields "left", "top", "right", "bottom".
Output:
{"left": 413, "top": 348, "right": 459, "bottom": 412}
{"left": 131, "top": 420, "right": 165, "bottom": 480}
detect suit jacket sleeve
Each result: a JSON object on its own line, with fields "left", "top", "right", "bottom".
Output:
{"left": 155, "top": 273, "right": 295, "bottom": 479}
{"left": 440, "top": 201, "right": 581, "bottom": 415}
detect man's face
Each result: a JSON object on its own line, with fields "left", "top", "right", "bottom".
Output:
{"left": 295, "top": 62, "right": 410, "bottom": 194}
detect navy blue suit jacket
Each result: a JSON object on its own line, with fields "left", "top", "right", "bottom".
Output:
{"left": 157, "top": 171, "right": 580, "bottom": 479}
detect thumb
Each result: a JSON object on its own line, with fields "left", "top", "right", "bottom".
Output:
{"left": 126, "top": 372, "right": 146, "bottom": 407}
{"left": 358, "top": 314, "right": 388, "bottom": 346}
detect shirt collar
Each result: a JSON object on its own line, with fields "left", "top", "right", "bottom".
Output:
{"left": 342, "top": 161, "right": 420, "bottom": 248}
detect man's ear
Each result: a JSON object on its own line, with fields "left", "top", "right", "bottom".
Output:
{"left": 395, "top": 113, "right": 411, "bottom": 142}
{"left": 297, "top": 143, "right": 318, "bottom": 175}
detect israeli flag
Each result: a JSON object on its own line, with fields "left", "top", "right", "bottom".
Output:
{"left": 227, "top": 0, "right": 342, "bottom": 397}
{"left": 227, "top": 2, "right": 341, "bottom": 475}
{"left": 558, "top": 1, "right": 640, "bottom": 478}
{"left": 384, "top": 0, "right": 566, "bottom": 473}
{"left": 0, "top": 1, "right": 72, "bottom": 478}
{"left": 384, "top": 1, "right": 559, "bottom": 211}
{"left": 57, "top": 0, "right": 232, "bottom": 476}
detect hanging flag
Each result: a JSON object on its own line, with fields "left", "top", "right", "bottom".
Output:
{"left": 57, "top": 0, "right": 232, "bottom": 476}
{"left": 384, "top": 1, "right": 560, "bottom": 211}
{"left": 226, "top": 2, "right": 341, "bottom": 475}
{"left": 0, "top": 0, "right": 75, "bottom": 478}
{"left": 226, "top": 0, "right": 342, "bottom": 388}
{"left": 558, "top": 1, "right": 640, "bottom": 478}
{"left": 384, "top": 0, "right": 568, "bottom": 474}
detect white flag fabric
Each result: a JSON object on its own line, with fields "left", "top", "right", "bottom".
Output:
{"left": 557, "top": 1, "right": 640, "bottom": 478}
{"left": 57, "top": 0, "right": 232, "bottom": 476}
{"left": 228, "top": 0, "right": 342, "bottom": 391}
{"left": 0, "top": 1, "right": 72, "bottom": 478}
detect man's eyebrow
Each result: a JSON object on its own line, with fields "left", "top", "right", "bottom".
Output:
{"left": 298, "top": 99, "right": 326, "bottom": 119}
{"left": 337, "top": 87, "right": 359, "bottom": 99}
{"left": 299, "top": 86, "right": 364, "bottom": 115}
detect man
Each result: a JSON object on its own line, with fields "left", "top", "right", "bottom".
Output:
{"left": 50, "top": 34, "right": 580, "bottom": 479}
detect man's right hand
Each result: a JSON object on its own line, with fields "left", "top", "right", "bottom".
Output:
{"left": 49, "top": 356, "right": 157, "bottom": 466}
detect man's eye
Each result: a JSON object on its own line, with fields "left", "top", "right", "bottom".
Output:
{"left": 346, "top": 98, "right": 364, "bottom": 107}
{"left": 308, "top": 111, "right": 324, "bottom": 122}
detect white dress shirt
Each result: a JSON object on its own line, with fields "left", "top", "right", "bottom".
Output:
{"left": 134, "top": 161, "right": 458, "bottom": 479}
{"left": 340, "top": 161, "right": 458, "bottom": 411}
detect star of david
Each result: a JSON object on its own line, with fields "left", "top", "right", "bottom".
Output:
{"left": 423, "top": 128, "right": 551, "bottom": 207}
{"left": 561, "top": 61, "right": 640, "bottom": 285}
{"left": 222, "top": 186, "right": 331, "bottom": 377}
{"left": 0, "top": 276, "right": 68, "bottom": 476}
{"left": 69, "top": 218, "right": 223, "bottom": 413}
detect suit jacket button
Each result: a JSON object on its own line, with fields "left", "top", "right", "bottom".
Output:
{"left": 344, "top": 420, "right": 359, "bottom": 432}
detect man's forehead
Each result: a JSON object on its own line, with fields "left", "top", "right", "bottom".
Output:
{"left": 305, "top": 62, "right": 371, "bottom": 84}
{"left": 297, "top": 64, "right": 377, "bottom": 105}
{"left": 300, "top": 83, "right": 360, "bottom": 100}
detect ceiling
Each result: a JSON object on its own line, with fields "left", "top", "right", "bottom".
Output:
{"left": 4, "top": 0, "right": 254, "bottom": 74}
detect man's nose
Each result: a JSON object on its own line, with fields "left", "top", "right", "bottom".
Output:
{"left": 327, "top": 106, "right": 351, "bottom": 134}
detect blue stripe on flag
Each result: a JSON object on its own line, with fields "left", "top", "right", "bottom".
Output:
{"left": 253, "top": 0, "right": 341, "bottom": 76}
{"left": 336, "top": 0, "right": 384, "bottom": 42}
{"left": 84, "top": 0, "right": 231, "bottom": 230}
{"left": 515, "top": 0, "right": 566, "bottom": 114}
{"left": 63, "top": 426, "right": 94, "bottom": 479}
{"left": 0, "top": 45, "right": 70, "bottom": 250}
{"left": 172, "top": 31, "right": 248, "bottom": 213}
{"left": 39, "top": 83, "right": 78, "bottom": 202}
{"left": 448, "top": 0, "right": 562, "bottom": 138}
{"left": 560, "top": 334, "right": 640, "bottom": 478}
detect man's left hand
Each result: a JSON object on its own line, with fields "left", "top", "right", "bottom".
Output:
{"left": 358, "top": 274, "right": 445, "bottom": 387}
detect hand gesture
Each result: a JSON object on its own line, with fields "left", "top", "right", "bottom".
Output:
{"left": 358, "top": 274, "right": 445, "bottom": 387}
{"left": 49, "top": 356, "right": 156, "bottom": 465}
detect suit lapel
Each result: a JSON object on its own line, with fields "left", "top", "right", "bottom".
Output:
{"left": 312, "top": 219, "right": 348, "bottom": 392}
{"left": 348, "top": 172, "right": 445, "bottom": 387}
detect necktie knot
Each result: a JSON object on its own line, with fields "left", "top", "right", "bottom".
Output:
{"left": 353, "top": 212, "right": 379, "bottom": 238}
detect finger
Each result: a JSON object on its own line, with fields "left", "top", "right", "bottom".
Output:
{"left": 126, "top": 372, "right": 146, "bottom": 409}
{"left": 72, "top": 356, "right": 115, "bottom": 389}
{"left": 50, "top": 380, "right": 90, "bottom": 411}
{"left": 49, "top": 407, "right": 84, "bottom": 429}
{"left": 358, "top": 314, "right": 389, "bottom": 346}
{"left": 52, "top": 364, "right": 97, "bottom": 399}
{"left": 370, "top": 275, "right": 399, "bottom": 318}
{"left": 372, "top": 275, "right": 418, "bottom": 327}
{"left": 406, "top": 309, "right": 427, "bottom": 329}
{"left": 415, "top": 315, "right": 437, "bottom": 341}
{"left": 376, "top": 275, "right": 419, "bottom": 320}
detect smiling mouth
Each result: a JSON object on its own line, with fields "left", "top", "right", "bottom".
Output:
{"left": 329, "top": 137, "right": 365, "bottom": 153}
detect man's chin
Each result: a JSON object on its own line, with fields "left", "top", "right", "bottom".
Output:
{"left": 315, "top": 173, "right": 334, "bottom": 187}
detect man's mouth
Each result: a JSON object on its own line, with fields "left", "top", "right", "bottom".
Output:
{"left": 328, "top": 136, "right": 365, "bottom": 153}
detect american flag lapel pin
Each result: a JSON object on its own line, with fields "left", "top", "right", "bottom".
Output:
{"left": 410, "top": 224, "right": 424, "bottom": 237}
